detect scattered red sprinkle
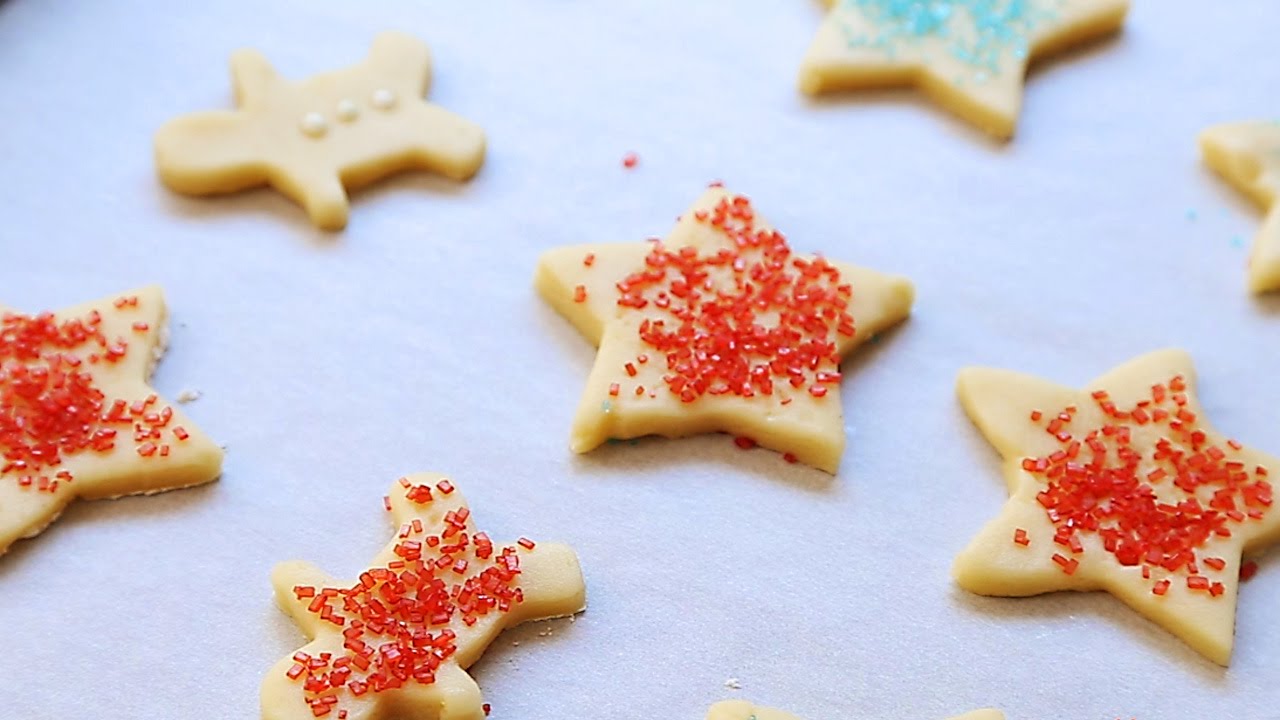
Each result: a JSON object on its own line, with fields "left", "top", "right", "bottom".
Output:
{"left": 608, "top": 383, "right": 619, "bottom": 397}
{"left": 782, "top": 452, "right": 798, "bottom": 464}
{"left": 436, "top": 480, "right": 455, "bottom": 495}
{"left": 287, "top": 497, "right": 528, "bottom": 718}
{"left": 572, "top": 285, "right": 587, "bottom": 304}
{"left": 1016, "top": 376, "right": 1271, "bottom": 596}
{"left": 1241, "top": 561, "right": 1259, "bottom": 582}
{"left": 0, "top": 302, "right": 178, "bottom": 491}
{"left": 1051, "top": 553, "right": 1080, "bottom": 575}
{"left": 733, "top": 436, "right": 757, "bottom": 450}
{"left": 622, "top": 151, "right": 639, "bottom": 169}
{"left": 1013, "top": 528, "right": 1030, "bottom": 546}
{"left": 610, "top": 193, "right": 854, "bottom": 407}
{"left": 131, "top": 321, "right": 149, "bottom": 332}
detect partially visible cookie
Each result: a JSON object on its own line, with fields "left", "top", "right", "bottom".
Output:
{"left": 262, "top": 474, "right": 586, "bottom": 720}
{"left": 155, "top": 32, "right": 485, "bottom": 230}
{"left": 799, "top": 0, "right": 1129, "bottom": 139}
{"left": 0, "top": 286, "right": 223, "bottom": 555}
{"left": 1199, "top": 121, "right": 1280, "bottom": 293}
{"left": 707, "top": 700, "right": 1003, "bottom": 720}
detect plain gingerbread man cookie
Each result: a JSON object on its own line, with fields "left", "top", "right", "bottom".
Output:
{"left": 262, "top": 474, "right": 586, "bottom": 720}
{"left": 155, "top": 32, "right": 485, "bottom": 230}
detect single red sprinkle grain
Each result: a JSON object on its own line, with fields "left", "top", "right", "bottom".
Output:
{"left": 573, "top": 285, "right": 587, "bottom": 303}
{"left": 518, "top": 537, "right": 536, "bottom": 550}
{"left": 1241, "top": 561, "right": 1259, "bottom": 582}
{"left": 622, "top": 151, "right": 639, "bottom": 169}
{"left": 1013, "top": 528, "right": 1030, "bottom": 546}
{"left": 583, "top": 253, "right": 596, "bottom": 267}
{"left": 733, "top": 436, "right": 757, "bottom": 450}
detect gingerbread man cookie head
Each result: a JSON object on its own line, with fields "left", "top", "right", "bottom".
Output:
{"left": 155, "top": 32, "right": 486, "bottom": 231}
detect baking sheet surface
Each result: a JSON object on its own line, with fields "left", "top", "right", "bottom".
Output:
{"left": 1, "top": 1, "right": 1279, "bottom": 718}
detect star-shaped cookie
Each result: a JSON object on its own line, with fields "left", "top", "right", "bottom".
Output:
{"left": 262, "top": 474, "right": 586, "bottom": 720}
{"left": 707, "top": 700, "right": 1003, "bottom": 720}
{"left": 535, "top": 186, "right": 914, "bottom": 473}
{"left": 799, "top": 0, "right": 1129, "bottom": 139}
{"left": 1199, "top": 121, "right": 1280, "bottom": 293}
{"left": 155, "top": 32, "right": 486, "bottom": 230}
{"left": 954, "top": 349, "right": 1278, "bottom": 665}
{"left": 0, "top": 286, "right": 223, "bottom": 556}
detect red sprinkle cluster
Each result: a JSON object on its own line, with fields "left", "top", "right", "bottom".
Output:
{"left": 603, "top": 193, "right": 855, "bottom": 403}
{"left": 287, "top": 479, "right": 529, "bottom": 718}
{"left": 0, "top": 298, "right": 185, "bottom": 492}
{"left": 1016, "top": 375, "right": 1271, "bottom": 597}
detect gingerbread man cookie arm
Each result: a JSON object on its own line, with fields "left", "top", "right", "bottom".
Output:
{"left": 1200, "top": 122, "right": 1280, "bottom": 293}
{"left": 154, "top": 112, "right": 272, "bottom": 196}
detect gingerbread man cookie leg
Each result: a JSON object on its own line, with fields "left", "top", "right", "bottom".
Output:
{"left": 156, "top": 32, "right": 486, "bottom": 230}
{"left": 1199, "top": 122, "right": 1280, "bottom": 293}
{"left": 799, "top": 0, "right": 1129, "bottom": 139}
{"left": 706, "top": 701, "right": 1004, "bottom": 720}
{"left": 954, "top": 349, "right": 1280, "bottom": 665}
{"left": 535, "top": 186, "right": 914, "bottom": 473}
{"left": 0, "top": 286, "right": 223, "bottom": 556}
{"left": 262, "top": 474, "right": 586, "bottom": 720}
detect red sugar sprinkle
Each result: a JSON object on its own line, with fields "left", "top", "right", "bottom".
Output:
{"left": 1241, "top": 561, "right": 1259, "bottom": 582}
{"left": 611, "top": 194, "right": 854, "bottom": 405}
{"left": 483, "top": 703, "right": 492, "bottom": 716}
{"left": 622, "top": 152, "right": 639, "bottom": 169}
{"left": 1017, "top": 376, "right": 1271, "bottom": 597}
{"left": 733, "top": 436, "right": 757, "bottom": 450}
{"left": 0, "top": 303, "right": 178, "bottom": 491}
{"left": 517, "top": 537, "right": 536, "bottom": 550}
{"left": 436, "top": 480, "right": 455, "bottom": 495}
{"left": 287, "top": 500, "right": 528, "bottom": 717}
{"left": 1013, "top": 528, "right": 1030, "bottom": 546}
{"left": 608, "top": 383, "right": 619, "bottom": 397}
{"left": 583, "top": 253, "right": 596, "bottom": 267}
{"left": 573, "top": 285, "right": 587, "bottom": 304}
{"left": 782, "top": 452, "right": 798, "bottom": 464}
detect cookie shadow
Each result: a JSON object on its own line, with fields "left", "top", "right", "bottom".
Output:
{"left": 949, "top": 586, "right": 1231, "bottom": 682}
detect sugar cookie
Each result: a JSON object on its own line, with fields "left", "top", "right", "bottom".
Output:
{"left": 0, "top": 286, "right": 223, "bottom": 556}
{"left": 1199, "top": 121, "right": 1280, "bottom": 293}
{"left": 535, "top": 186, "right": 914, "bottom": 473}
{"left": 954, "top": 349, "right": 1278, "bottom": 665}
{"left": 799, "top": 0, "right": 1129, "bottom": 139}
{"left": 262, "top": 474, "right": 586, "bottom": 720}
{"left": 707, "top": 700, "right": 1003, "bottom": 720}
{"left": 155, "top": 32, "right": 486, "bottom": 230}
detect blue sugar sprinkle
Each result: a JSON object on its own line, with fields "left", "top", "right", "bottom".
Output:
{"left": 1231, "top": 235, "right": 1245, "bottom": 249}
{"left": 1186, "top": 209, "right": 1198, "bottom": 221}
{"left": 841, "top": 0, "right": 1058, "bottom": 76}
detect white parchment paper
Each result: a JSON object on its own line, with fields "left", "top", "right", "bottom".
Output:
{"left": 1, "top": 1, "right": 1278, "bottom": 718}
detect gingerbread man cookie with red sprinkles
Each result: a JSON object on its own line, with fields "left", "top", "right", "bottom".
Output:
{"left": 1200, "top": 121, "right": 1280, "bottom": 293}
{"left": 155, "top": 32, "right": 485, "bottom": 230}
{"left": 263, "top": 474, "right": 586, "bottom": 720}
{"left": 0, "top": 286, "right": 223, "bottom": 556}
{"left": 799, "top": 0, "right": 1129, "bottom": 139}
{"left": 954, "top": 349, "right": 1279, "bottom": 665}
{"left": 535, "top": 186, "right": 914, "bottom": 473}
{"left": 707, "top": 700, "right": 1003, "bottom": 720}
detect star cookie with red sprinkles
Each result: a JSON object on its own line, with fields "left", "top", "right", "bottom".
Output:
{"left": 707, "top": 701, "right": 1003, "bottom": 720}
{"left": 535, "top": 186, "right": 914, "bottom": 473}
{"left": 0, "top": 286, "right": 223, "bottom": 556}
{"left": 1200, "top": 121, "right": 1280, "bottom": 293}
{"left": 798, "top": 0, "right": 1129, "bottom": 139}
{"left": 262, "top": 474, "right": 586, "bottom": 720}
{"left": 954, "top": 349, "right": 1279, "bottom": 665}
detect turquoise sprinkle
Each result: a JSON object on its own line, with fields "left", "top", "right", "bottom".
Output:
{"left": 601, "top": 400, "right": 612, "bottom": 413}
{"left": 841, "top": 0, "right": 1058, "bottom": 76}
{"left": 1186, "top": 208, "right": 1198, "bottom": 221}
{"left": 1231, "top": 235, "right": 1245, "bottom": 249}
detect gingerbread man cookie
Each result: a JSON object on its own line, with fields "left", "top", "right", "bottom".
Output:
{"left": 954, "top": 349, "right": 1278, "bottom": 665}
{"left": 0, "top": 286, "right": 223, "bottom": 556}
{"left": 155, "top": 32, "right": 485, "bottom": 230}
{"left": 1199, "top": 121, "right": 1280, "bottom": 293}
{"left": 535, "top": 186, "right": 914, "bottom": 473}
{"left": 262, "top": 474, "right": 586, "bottom": 720}
{"left": 799, "top": 0, "right": 1129, "bottom": 139}
{"left": 707, "top": 700, "right": 1003, "bottom": 720}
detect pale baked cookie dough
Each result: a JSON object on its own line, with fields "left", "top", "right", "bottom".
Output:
{"left": 799, "top": 0, "right": 1129, "bottom": 139}
{"left": 263, "top": 474, "right": 586, "bottom": 720}
{"left": 954, "top": 349, "right": 1278, "bottom": 665}
{"left": 535, "top": 186, "right": 914, "bottom": 473}
{"left": 707, "top": 700, "right": 1003, "bottom": 720}
{"left": 1199, "top": 121, "right": 1280, "bottom": 293}
{"left": 155, "top": 32, "right": 485, "bottom": 230}
{"left": 0, "top": 286, "right": 223, "bottom": 556}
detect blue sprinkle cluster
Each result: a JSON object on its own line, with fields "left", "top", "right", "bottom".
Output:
{"left": 840, "top": 0, "right": 1059, "bottom": 76}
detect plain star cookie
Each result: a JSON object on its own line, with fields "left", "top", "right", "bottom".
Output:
{"left": 155, "top": 32, "right": 486, "bottom": 230}
{"left": 262, "top": 474, "right": 586, "bottom": 720}
{"left": 954, "top": 349, "right": 1278, "bottom": 665}
{"left": 1199, "top": 121, "right": 1280, "bottom": 293}
{"left": 706, "top": 700, "right": 1003, "bottom": 720}
{"left": 0, "top": 286, "right": 223, "bottom": 556}
{"left": 798, "top": 0, "right": 1129, "bottom": 139}
{"left": 535, "top": 186, "right": 914, "bottom": 473}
